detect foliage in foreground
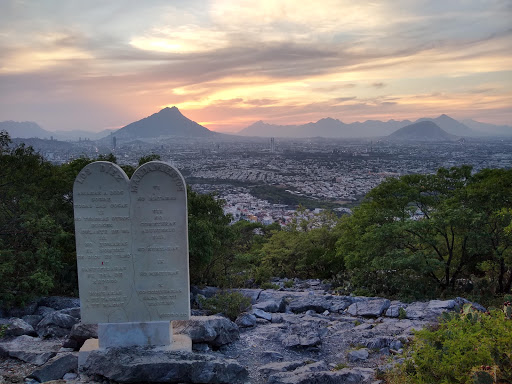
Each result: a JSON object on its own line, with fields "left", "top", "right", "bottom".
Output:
{"left": 386, "top": 302, "right": 512, "bottom": 384}
{"left": 337, "top": 166, "right": 512, "bottom": 301}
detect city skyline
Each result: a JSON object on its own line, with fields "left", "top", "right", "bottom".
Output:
{"left": 0, "top": 0, "right": 511, "bottom": 133}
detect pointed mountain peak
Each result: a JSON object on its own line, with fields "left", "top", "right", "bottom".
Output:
{"left": 437, "top": 113, "right": 454, "bottom": 120}
{"left": 107, "top": 107, "right": 212, "bottom": 139}
{"left": 159, "top": 106, "right": 181, "bottom": 114}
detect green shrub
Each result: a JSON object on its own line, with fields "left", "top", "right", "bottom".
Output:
{"left": 260, "top": 282, "right": 280, "bottom": 290}
{"left": 398, "top": 307, "right": 407, "bottom": 320}
{"left": 198, "top": 291, "right": 252, "bottom": 321}
{"left": 284, "top": 280, "right": 294, "bottom": 288}
{"left": 0, "top": 324, "right": 7, "bottom": 339}
{"left": 386, "top": 304, "right": 512, "bottom": 383}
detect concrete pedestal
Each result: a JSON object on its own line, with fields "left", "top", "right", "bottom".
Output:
{"left": 98, "top": 321, "right": 171, "bottom": 348}
{"left": 78, "top": 321, "right": 192, "bottom": 370}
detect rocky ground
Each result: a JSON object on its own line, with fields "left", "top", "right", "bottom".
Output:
{"left": 0, "top": 280, "right": 484, "bottom": 384}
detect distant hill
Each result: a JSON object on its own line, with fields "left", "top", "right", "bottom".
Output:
{"left": 53, "top": 129, "right": 116, "bottom": 141}
{"left": 388, "top": 121, "right": 457, "bottom": 141}
{"left": 238, "top": 118, "right": 413, "bottom": 138}
{"left": 416, "top": 114, "right": 474, "bottom": 136}
{"left": 0, "top": 121, "right": 52, "bottom": 139}
{"left": 462, "top": 119, "right": 512, "bottom": 136}
{"left": 108, "top": 107, "right": 214, "bottom": 140}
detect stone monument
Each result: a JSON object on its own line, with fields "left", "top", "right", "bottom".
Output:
{"left": 73, "top": 161, "right": 191, "bottom": 363}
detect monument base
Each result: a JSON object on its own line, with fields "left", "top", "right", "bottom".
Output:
{"left": 78, "top": 322, "right": 192, "bottom": 369}
{"left": 98, "top": 321, "right": 172, "bottom": 348}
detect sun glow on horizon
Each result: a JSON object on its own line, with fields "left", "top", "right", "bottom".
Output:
{"left": 0, "top": 0, "right": 510, "bottom": 131}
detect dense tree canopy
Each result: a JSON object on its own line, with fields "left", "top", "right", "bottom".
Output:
{"left": 337, "top": 166, "right": 512, "bottom": 300}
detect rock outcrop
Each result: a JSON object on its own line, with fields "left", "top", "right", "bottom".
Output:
{"left": 0, "top": 286, "right": 485, "bottom": 384}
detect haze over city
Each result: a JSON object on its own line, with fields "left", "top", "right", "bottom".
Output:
{"left": 0, "top": 0, "right": 511, "bottom": 133}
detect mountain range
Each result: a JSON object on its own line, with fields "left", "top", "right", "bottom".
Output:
{"left": 0, "top": 121, "right": 114, "bottom": 141}
{"left": 1, "top": 108, "right": 511, "bottom": 141}
{"left": 238, "top": 114, "right": 511, "bottom": 138}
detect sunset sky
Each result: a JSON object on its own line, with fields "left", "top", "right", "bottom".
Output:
{"left": 0, "top": 0, "right": 511, "bottom": 133}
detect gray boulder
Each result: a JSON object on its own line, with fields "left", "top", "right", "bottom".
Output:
{"left": 235, "top": 313, "right": 257, "bottom": 328}
{"left": 454, "top": 297, "right": 486, "bottom": 312}
{"left": 36, "top": 309, "right": 80, "bottom": 338}
{"left": 21, "top": 315, "right": 43, "bottom": 328}
{"left": 268, "top": 366, "right": 374, "bottom": 384}
{"left": 260, "top": 351, "right": 284, "bottom": 363}
{"left": 82, "top": 348, "right": 248, "bottom": 384}
{"left": 347, "top": 348, "right": 369, "bottom": 362}
{"left": 0, "top": 335, "right": 61, "bottom": 365}
{"left": 0, "top": 318, "right": 36, "bottom": 337}
{"left": 403, "top": 302, "right": 428, "bottom": 320}
{"left": 28, "top": 353, "right": 78, "bottom": 382}
{"left": 173, "top": 315, "right": 239, "bottom": 347}
{"left": 282, "top": 333, "right": 321, "bottom": 349}
{"left": 253, "top": 299, "right": 286, "bottom": 313}
{"left": 288, "top": 296, "right": 333, "bottom": 313}
{"left": 258, "top": 360, "right": 306, "bottom": 375}
{"left": 385, "top": 302, "right": 408, "bottom": 318}
{"left": 347, "top": 298, "right": 391, "bottom": 317}
{"left": 364, "top": 337, "right": 393, "bottom": 350}
{"left": 63, "top": 323, "right": 98, "bottom": 350}
{"left": 60, "top": 307, "right": 81, "bottom": 319}
{"left": 252, "top": 308, "right": 272, "bottom": 321}
{"left": 427, "top": 299, "right": 455, "bottom": 311}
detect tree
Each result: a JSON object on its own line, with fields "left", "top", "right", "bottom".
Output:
{"left": 138, "top": 154, "right": 161, "bottom": 166}
{"left": 464, "top": 168, "right": 512, "bottom": 294}
{"left": 187, "top": 187, "right": 235, "bottom": 284}
{"left": 257, "top": 212, "right": 343, "bottom": 281}
{"left": 0, "top": 135, "right": 76, "bottom": 307}
{"left": 336, "top": 166, "right": 505, "bottom": 299}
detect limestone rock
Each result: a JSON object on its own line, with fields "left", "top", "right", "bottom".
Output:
{"left": 63, "top": 323, "right": 98, "bottom": 350}
{"left": 0, "top": 318, "right": 36, "bottom": 337}
{"left": 82, "top": 348, "right": 248, "bottom": 384}
{"left": 347, "top": 298, "right": 391, "bottom": 317}
{"left": 252, "top": 308, "right": 272, "bottom": 321}
{"left": 28, "top": 353, "right": 78, "bottom": 382}
{"left": 385, "top": 303, "right": 408, "bottom": 318}
{"left": 173, "top": 315, "right": 239, "bottom": 347}
{"left": 0, "top": 335, "right": 61, "bottom": 366}
{"left": 347, "top": 348, "right": 369, "bottom": 362}
{"left": 235, "top": 313, "right": 256, "bottom": 328}
{"left": 253, "top": 299, "right": 286, "bottom": 313}
{"left": 60, "top": 307, "right": 81, "bottom": 319}
{"left": 268, "top": 366, "right": 374, "bottom": 384}
{"left": 37, "top": 310, "right": 80, "bottom": 338}
{"left": 364, "top": 337, "right": 393, "bottom": 350}
{"left": 260, "top": 351, "right": 284, "bottom": 362}
{"left": 258, "top": 360, "right": 305, "bottom": 375}
{"left": 288, "top": 296, "right": 333, "bottom": 313}
{"left": 21, "top": 314, "right": 44, "bottom": 328}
